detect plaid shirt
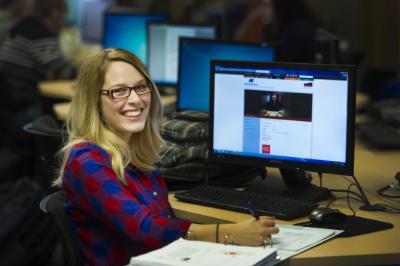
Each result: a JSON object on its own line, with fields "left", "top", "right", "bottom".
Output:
{"left": 62, "top": 142, "right": 191, "bottom": 266}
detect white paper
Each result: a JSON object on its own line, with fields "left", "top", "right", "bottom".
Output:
{"left": 274, "top": 224, "right": 342, "bottom": 261}
{"left": 128, "top": 225, "right": 342, "bottom": 266}
{"left": 129, "top": 238, "right": 277, "bottom": 266}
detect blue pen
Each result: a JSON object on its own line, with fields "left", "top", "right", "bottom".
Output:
{"left": 247, "top": 200, "right": 259, "bottom": 219}
{"left": 247, "top": 201, "right": 273, "bottom": 248}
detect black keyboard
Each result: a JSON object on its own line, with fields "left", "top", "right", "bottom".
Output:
{"left": 175, "top": 185, "right": 318, "bottom": 220}
{"left": 358, "top": 123, "right": 400, "bottom": 149}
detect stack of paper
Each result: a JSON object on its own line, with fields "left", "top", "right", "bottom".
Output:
{"left": 128, "top": 225, "right": 342, "bottom": 266}
{"left": 128, "top": 238, "right": 279, "bottom": 266}
{"left": 272, "top": 224, "right": 342, "bottom": 261}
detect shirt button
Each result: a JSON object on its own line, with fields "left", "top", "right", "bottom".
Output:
{"left": 153, "top": 191, "right": 158, "bottom": 197}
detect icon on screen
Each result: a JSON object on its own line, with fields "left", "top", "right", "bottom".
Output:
{"left": 262, "top": 144, "right": 271, "bottom": 154}
{"left": 304, "top": 82, "right": 313, "bottom": 87}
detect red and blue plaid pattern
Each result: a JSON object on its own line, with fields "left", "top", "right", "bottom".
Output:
{"left": 63, "top": 142, "right": 191, "bottom": 266}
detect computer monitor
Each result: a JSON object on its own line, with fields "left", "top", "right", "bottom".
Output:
{"left": 178, "top": 38, "right": 275, "bottom": 112}
{"left": 66, "top": 0, "right": 81, "bottom": 27}
{"left": 315, "top": 28, "right": 340, "bottom": 64}
{"left": 147, "top": 23, "right": 217, "bottom": 86}
{"left": 103, "top": 12, "right": 166, "bottom": 65}
{"left": 81, "top": 0, "right": 111, "bottom": 43}
{"left": 210, "top": 60, "right": 355, "bottom": 177}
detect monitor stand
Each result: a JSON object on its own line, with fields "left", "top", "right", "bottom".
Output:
{"left": 244, "top": 168, "right": 333, "bottom": 203}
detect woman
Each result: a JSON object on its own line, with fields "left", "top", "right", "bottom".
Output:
{"left": 54, "top": 48, "right": 279, "bottom": 266}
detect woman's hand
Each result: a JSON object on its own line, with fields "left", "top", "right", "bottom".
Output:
{"left": 222, "top": 216, "right": 279, "bottom": 246}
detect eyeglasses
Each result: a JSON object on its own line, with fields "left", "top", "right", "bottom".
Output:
{"left": 100, "top": 83, "right": 151, "bottom": 99}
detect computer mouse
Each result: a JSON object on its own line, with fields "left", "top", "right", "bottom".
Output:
{"left": 309, "top": 207, "right": 347, "bottom": 224}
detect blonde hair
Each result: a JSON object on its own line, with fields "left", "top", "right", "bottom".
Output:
{"left": 53, "top": 48, "right": 164, "bottom": 187}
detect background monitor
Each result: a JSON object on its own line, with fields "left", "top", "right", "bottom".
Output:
{"left": 81, "top": 0, "right": 110, "bottom": 43}
{"left": 148, "top": 23, "right": 217, "bottom": 86}
{"left": 65, "top": 0, "right": 113, "bottom": 44}
{"left": 210, "top": 60, "right": 355, "bottom": 176}
{"left": 178, "top": 38, "right": 275, "bottom": 112}
{"left": 66, "top": 0, "right": 82, "bottom": 28}
{"left": 103, "top": 12, "right": 166, "bottom": 65}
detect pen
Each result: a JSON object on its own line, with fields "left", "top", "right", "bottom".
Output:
{"left": 247, "top": 201, "right": 273, "bottom": 248}
{"left": 247, "top": 200, "right": 259, "bottom": 219}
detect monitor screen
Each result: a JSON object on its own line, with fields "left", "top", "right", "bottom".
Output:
{"left": 103, "top": 12, "right": 166, "bottom": 65}
{"left": 178, "top": 38, "right": 274, "bottom": 112}
{"left": 148, "top": 23, "right": 216, "bottom": 86}
{"left": 210, "top": 60, "right": 356, "bottom": 176}
{"left": 66, "top": 0, "right": 81, "bottom": 27}
{"left": 81, "top": 0, "right": 110, "bottom": 43}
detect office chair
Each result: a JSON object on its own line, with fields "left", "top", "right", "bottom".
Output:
{"left": 23, "top": 115, "right": 64, "bottom": 164}
{"left": 40, "top": 191, "right": 83, "bottom": 266}
{"left": 23, "top": 115, "right": 64, "bottom": 188}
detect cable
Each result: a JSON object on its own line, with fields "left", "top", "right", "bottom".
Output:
{"left": 372, "top": 203, "right": 400, "bottom": 214}
{"left": 326, "top": 196, "right": 362, "bottom": 216}
{"left": 377, "top": 184, "right": 400, "bottom": 199}
{"left": 342, "top": 175, "right": 399, "bottom": 207}
{"left": 341, "top": 175, "right": 400, "bottom": 214}
{"left": 329, "top": 188, "right": 364, "bottom": 202}
{"left": 327, "top": 183, "right": 365, "bottom": 216}
{"left": 347, "top": 187, "right": 356, "bottom": 216}
{"left": 318, "top": 172, "right": 323, "bottom": 188}
{"left": 377, "top": 172, "right": 400, "bottom": 199}
{"left": 326, "top": 174, "right": 400, "bottom": 214}
{"left": 349, "top": 175, "right": 387, "bottom": 211}
{"left": 328, "top": 175, "right": 388, "bottom": 213}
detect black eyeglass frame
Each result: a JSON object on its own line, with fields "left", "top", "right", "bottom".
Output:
{"left": 99, "top": 82, "right": 152, "bottom": 99}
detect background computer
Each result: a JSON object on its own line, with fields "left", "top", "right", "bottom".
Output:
{"left": 103, "top": 11, "right": 166, "bottom": 65}
{"left": 147, "top": 23, "right": 217, "bottom": 87}
{"left": 65, "top": 0, "right": 113, "bottom": 44}
{"left": 177, "top": 38, "right": 275, "bottom": 112}
{"left": 175, "top": 60, "right": 356, "bottom": 220}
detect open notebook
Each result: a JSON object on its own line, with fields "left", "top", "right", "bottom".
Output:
{"left": 128, "top": 238, "right": 278, "bottom": 266}
{"left": 128, "top": 225, "right": 342, "bottom": 266}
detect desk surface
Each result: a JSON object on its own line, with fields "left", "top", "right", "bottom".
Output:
{"left": 170, "top": 142, "right": 400, "bottom": 266}
{"left": 39, "top": 80, "right": 75, "bottom": 99}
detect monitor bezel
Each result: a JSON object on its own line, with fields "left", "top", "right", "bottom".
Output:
{"left": 209, "top": 60, "right": 356, "bottom": 176}
{"left": 177, "top": 37, "right": 274, "bottom": 112}
{"left": 146, "top": 22, "right": 218, "bottom": 87}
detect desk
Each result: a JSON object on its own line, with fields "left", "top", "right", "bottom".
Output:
{"left": 39, "top": 80, "right": 75, "bottom": 100}
{"left": 170, "top": 141, "right": 400, "bottom": 265}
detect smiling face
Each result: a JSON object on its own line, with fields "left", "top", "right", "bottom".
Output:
{"left": 100, "top": 61, "right": 151, "bottom": 142}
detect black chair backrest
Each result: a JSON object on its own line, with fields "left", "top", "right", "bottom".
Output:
{"left": 23, "top": 115, "right": 64, "bottom": 165}
{"left": 40, "top": 191, "right": 83, "bottom": 266}
{"left": 23, "top": 115, "right": 64, "bottom": 188}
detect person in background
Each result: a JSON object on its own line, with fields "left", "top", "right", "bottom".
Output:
{"left": 227, "top": 0, "right": 274, "bottom": 42}
{"left": 262, "top": 0, "right": 320, "bottom": 63}
{"left": 54, "top": 48, "right": 279, "bottom": 266}
{"left": 0, "top": 0, "right": 29, "bottom": 43}
{"left": 0, "top": 0, "right": 76, "bottom": 141}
